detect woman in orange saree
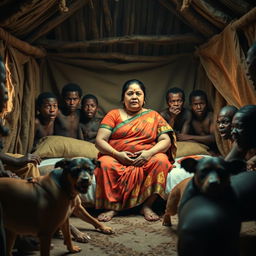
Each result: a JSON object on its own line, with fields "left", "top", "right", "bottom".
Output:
{"left": 95, "top": 79, "right": 176, "bottom": 221}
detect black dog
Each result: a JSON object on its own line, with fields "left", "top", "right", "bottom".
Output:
{"left": 177, "top": 156, "right": 256, "bottom": 256}
{"left": 178, "top": 156, "right": 246, "bottom": 210}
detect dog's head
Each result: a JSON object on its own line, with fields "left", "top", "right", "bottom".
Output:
{"left": 55, "top": 158, "right": 100, "bottom": 194}
{"left": 181, "top": 157, "right": 246, "bottom": 197}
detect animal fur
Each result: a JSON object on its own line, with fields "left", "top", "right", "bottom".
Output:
{"left": 0, "top": 157, "right": 111, "bottom": 256}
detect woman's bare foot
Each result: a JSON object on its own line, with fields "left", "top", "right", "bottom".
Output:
{"left": 140, "top": 206, "right": 160, "bottom": 221}
{"left": 98, "top": 210, "right": 117, "bottom": 222}
{"left": 70, "top": 224, "right": 91, "bottom": 243}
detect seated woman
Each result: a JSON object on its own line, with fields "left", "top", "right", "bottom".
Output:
{"left": 94, "top": 79, "right": 176, "bottom": 222}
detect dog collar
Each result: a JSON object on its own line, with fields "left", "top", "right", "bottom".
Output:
{"left": 51, "top": 169, "right": 76, "bottom": 200}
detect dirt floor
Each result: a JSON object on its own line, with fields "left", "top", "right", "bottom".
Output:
{"left": 11, "top": 212, "right": 256, "bottom": 256}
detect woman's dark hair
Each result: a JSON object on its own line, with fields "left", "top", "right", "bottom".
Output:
{"left": 81, "top": 94, "right": 98, "bottom": 106}
{"left": 121, "top": 79, "right": 146, "bottom": 102}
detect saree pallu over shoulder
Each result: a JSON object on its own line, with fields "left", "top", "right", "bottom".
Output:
{"left": 99, "top": 109, "right": 177, "bottom": 162}
{"left": 95, "top": 109, "right": 177, "bottom": 211}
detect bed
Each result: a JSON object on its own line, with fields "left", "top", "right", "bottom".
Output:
{"left": 36, "top": 136, "right": 211, "bottom": 206}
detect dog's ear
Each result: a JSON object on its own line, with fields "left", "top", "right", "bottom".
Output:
{"left": 227, "top": 159, "right": 247, "bottom": 175}
{"left": 180, "top": 158, "right": 198, "bottom": 173}
{"left": 92, "top": 158, "right": 101, "bottom": 168}
{"left": 55, "top": 159, "right": 71, "bottom": 169}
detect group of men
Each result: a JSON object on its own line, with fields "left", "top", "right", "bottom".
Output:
{"left": 160, "top": 87, "right": 216, "bottom": 153}
{"left": 34, "top": 83, "right": 102, "bottom": 148}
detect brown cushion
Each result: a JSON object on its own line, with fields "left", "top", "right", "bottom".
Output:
{"left": 176, "top": 141, "right": 210, "bottom": 158}
{"left": 33, "top": 136, "right": 99, "bottom": 159}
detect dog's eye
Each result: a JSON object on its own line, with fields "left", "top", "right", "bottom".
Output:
{"left": 199, "top": 170, "right": 208, "bottom": 179}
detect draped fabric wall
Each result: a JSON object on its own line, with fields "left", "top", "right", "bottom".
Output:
{"left": 197, "top": 22, "right": 256, "bottom": 156}
{"left": 40, "top": 53, "right": 201, "bottom": 114}
{"left": 1, "top": 7, "right": 256, "bottom": 155}
{"left": 0, "top": 42, "right": 40, "bottom": 154}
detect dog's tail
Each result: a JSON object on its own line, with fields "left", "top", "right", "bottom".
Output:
{"left": 0, "top": 202, "right": 6, "bottom": 256}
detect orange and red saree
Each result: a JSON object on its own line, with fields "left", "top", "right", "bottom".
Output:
{"left": 95, "top": 109, "right": 176, "bottom": 211}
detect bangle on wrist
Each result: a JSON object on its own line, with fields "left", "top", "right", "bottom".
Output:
{"left": 111, "top": 149, "right": 116, "bottom": 157}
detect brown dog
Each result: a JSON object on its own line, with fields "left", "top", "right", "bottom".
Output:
{"left": 162, "top": 177, "right": 191, "bottom": 226}
{"left": 0, "top": 157, "right": 113, "bottom": 256}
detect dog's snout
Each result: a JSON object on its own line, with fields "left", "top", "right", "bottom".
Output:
{"left": 81, "top": 176, "right": 90, "bottom": 182}
{"left": 208, "top": 172, "right": 220, "bottom": 185}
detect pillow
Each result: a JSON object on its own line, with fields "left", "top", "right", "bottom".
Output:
{"left": 33, "top": 136, "right": 99, "bottom": 159}
{"left": 175, "top": 141, "right": 210, "bottom": 158}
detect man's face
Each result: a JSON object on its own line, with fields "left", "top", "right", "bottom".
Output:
{"left": 191, "top": 96, "right": 207, "bottom": 118}
{"left": 63, "top": 91, "right": 81, "bottom": 112}
{"left": 82, "top": 98, "right": 98, "bottom": 119}
{"left": 39, "top": 98, "right": 58, "bottom": 120}
{"left": 231, "top": 112, "right": 250, "bottom": 148}
{"left": 167, "top": 93, "right": 184, "bottom": 111}
{"left": 216, "top": 110, "right": 233, "bottom": 140}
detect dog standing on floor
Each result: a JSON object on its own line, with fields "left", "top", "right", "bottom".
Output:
{"left": 0, "top": 157, "right": 113, "bottom": 256}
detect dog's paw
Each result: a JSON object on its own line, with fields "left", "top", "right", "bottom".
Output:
{"left": 68, "top": 245, "right": 81, "bottom": 253}
{"left": 98, "top": 225, "right": 115, "bottom": 234}
{"left": 73, "top": 233, "right": 91, "bottom": 243}
{"left": 162, "top": 214, "right": 172, "bottom": 226}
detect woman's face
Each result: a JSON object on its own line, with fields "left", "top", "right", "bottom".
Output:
{"left": 123, "top": 83, "right": 144, "bottom": 113}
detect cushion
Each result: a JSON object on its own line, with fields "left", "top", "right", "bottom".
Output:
{"left": 33, "top": 136, "right": 99, "bottom": 159}
{"left": 175, "top": 141, "right": 210, "bottom": 158}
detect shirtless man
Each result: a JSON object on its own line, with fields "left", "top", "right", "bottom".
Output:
{"left": 177, "top": 90, "right": 216, "bottom": 149}
{"left": 226, "top": 105, "right": 256, "bottom": 171}
{"left": 160, "top": 87, "right": 191, "bottom": 134}
{"left": 79, "top": 94, "right": 102, "bottom": 143}
{"left": 55, "top": 83, "right": 83, "bottom": 139}
{"left": 33, "top": 92, "right": 58, "bottom": 150}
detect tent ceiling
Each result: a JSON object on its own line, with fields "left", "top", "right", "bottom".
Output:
{"left": 0, "top": 0, "right": 255, "bottom": 58}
